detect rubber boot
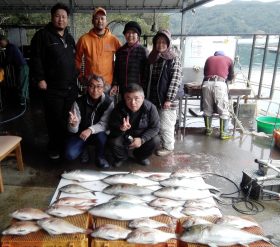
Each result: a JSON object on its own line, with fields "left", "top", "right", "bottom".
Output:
{"left": 204, "top": 116, "right": 213, "bottom": 136}
{"left": 220, "top": 118, "right": 232, "bottom": 140}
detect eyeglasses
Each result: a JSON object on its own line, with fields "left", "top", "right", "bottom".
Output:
{"left": 125, "top": 97, "right": 143, "bottom": 103}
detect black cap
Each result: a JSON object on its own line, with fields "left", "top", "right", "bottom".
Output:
{"left": 123, "top": 21, "right": 142, "bottom": 37}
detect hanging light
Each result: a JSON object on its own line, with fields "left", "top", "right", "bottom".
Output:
{"left": 150, "top": 10, "right": 157, "bottom": 32}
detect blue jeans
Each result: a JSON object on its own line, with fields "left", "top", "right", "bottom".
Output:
{"left": 65, "top": 131, "right": 107, "bottom": 161}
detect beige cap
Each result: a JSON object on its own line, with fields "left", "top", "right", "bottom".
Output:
{"left": 93, "top": 7, "right": 106, "bottom": 17}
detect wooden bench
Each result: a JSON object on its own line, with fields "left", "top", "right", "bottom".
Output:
{"left": 0, "top": 136, "right": 24, "bottom": 192}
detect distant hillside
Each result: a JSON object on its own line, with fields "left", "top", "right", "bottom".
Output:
{"left": 170, "top": 1, "right": 280, "bottom": 35}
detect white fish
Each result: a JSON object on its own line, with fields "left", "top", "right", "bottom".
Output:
{"left": 149, "top": 198, "right": 184, "bottom": 208}
{"left": 170, "top": 170, "right": 202, "bottom": 178}
{"left": 59, "top": 184, "right": 94, "bottom": 194}
{"left": 153, "top": 186, "right": 214, "bottom": 201}
{"left": 37, "top": 217, "right": 89, "bottom": 235}
{"left": 131, "top": 170, "right": 151, "bottom": 177}
{"left": 52, "top": 197, "right": 97, "bottom": 209}
{"left": 183, "top": 198, "right": 217, "bottom": 209}
{"left": 103, "top": 184, "right": 154, "bottom": 196}
{"left": 46, "top": 205, "right": 86, "bottom": 217}
{"left": 181, "top": 206, "right": 222, "bottom": 217}
{"left": 127, "top": 227, "right": 176, "bottom": 244}
{"left": 61, "top": 170, "right": 108, "bottom": 182}
{"left": 129, "top": 218, "right": 168, "bottom": 229}
{"left": 160, "top": 177, "right": 219, "bottom": 191}
{"left": 10, "top": 208, "right": 50, "bottom": 220}
{"left": 148, "top": 174, "right": 170, "bottom": 182}
{"left": 215, "top": 215, "right": 260, "bottom": 229}
{"left": 2, "top": 221, "right": 41, "bottom": 235}
{"left": 179, "top": 224, "right": 270, "bottom": 246}
{"left": 109, "top": 194, "right": 147, "bottom": 204}
{"left": 103, "top": 173, "right": 158, "bottom": 186}
{"left": 165, "top": 206, "right": 186, "bottom": 219}
{"left": 89, "top": 201, "right": 166, "bottom": 220}
{"left": 182, "top": 216, "right": 213, "bottom": 228}
{"left": 91, "top": 224, "right": 131, "bottom": 240}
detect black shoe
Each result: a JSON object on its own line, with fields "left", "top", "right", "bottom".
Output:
{"left": 112, "top": 159, "right": 123, "bottom": 168}
{"left": 96, "top": 157, "right": 110, "bottom": 169}
{"left": 80, "top": 150, "right": 89, "bottom": 164}
{"left": 139, "top": 158, "right": 150, "bottom": 166}
{"left": 48, "top": 150, "right": 60, "bottom": 160}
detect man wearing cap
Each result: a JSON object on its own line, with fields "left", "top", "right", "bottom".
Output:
{"left": 0, "top": 34, "right": 29, "bottom": 106}
{"left": 202, "top": 51, "right": 235, "bottom": 140}
{"left": 76, "top": 7, "right": 121, "bottom": 90}
{"left": 110, "top": 21, "right": 148, "bottom": 98}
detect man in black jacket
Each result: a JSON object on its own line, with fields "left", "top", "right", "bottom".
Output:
{"left": 108, "top": 83, "right": 160, "bottom": 167}
{"left": 30, "top": 3, "right": 78, "bottom": 160}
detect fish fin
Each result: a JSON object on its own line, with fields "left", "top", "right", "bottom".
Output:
{"left": 91, "top": 191, "right": 96, "bottom": 196}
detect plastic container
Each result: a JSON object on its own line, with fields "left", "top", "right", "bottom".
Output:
{"left": 256, "top": 116, "right": 280, "bottom": 134}
{"left": 1, "top": 214, "right": 89, "bottom": 247}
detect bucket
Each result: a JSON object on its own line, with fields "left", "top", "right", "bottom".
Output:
{"left": 256, "top": 116, "right": 280, "bottom": 134}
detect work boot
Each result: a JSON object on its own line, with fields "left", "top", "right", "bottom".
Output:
{"left": 204, "top": 116, "right": 213, "bottom": 136}
{"left": 220, "top": 118, "right": 232, "bottom": 140}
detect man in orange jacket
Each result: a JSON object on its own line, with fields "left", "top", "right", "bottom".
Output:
{"left": 75, "top": 7, "right": 121, "bottom": 91}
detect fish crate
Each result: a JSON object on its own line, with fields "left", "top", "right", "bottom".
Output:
{"left": 177, "top": 216, "right": 274, "bottom": 247}
{"left": 1, "top": 213, "right": 90, "bottom": 247}
{"left": 91, "top": 215, "right": 177, "bottom": 247}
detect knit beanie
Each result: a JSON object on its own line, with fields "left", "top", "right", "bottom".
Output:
{"left": 123, "top": 21, "right": 142, "bottom": 37}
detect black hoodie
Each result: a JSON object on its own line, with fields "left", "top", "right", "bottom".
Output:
{"left": 30, "top": 22, "right": 77, "bottom": 90}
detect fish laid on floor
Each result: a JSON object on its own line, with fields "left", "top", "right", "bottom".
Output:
{"left": 127, "top": 227, "right": 176, "bottom": 244}
{"left": 215, "top": 215, "right": 260, "bottom": 228}
{"left": 102, "top": 173, "right": 158, "bottom": 186}
{"left": 148, "top": 174, "right": 170, "bottom": 182}
{"left": 182, "top": 216, "right": 213, "bottom": 228}
{"left": 59, "top": 184, "right": 95, "bottom": 194}
{"left": 91, "top": 224, "right": 131, "bottom": 240}
{"left": 2, "top": 221, "right": 41, "bottom": 235}
{"left": 179, "top": 224, "right": 271, "bottom": 247}
{"left": 165, "top": 206, "right": 186, "bottom": 219}
{"left": 46, "top": 205, "right": 86, "bottom": 217}
{"left": 170, "top": 170, "right": 202, "bottom": 178}
{"left": 153, "top": 186, "right": 214, "bottom": 201}
{"left": 37, "top": 217, "right": 89, "bottom": 235}
{"left": 109, "top": 194, "right": 148, "bottom": 204}
{"left": 89, "top": 201, "right": 166, "bottom": 220}
{"left": 52, "top": 197, "right": 97, "bottom": 209}
{"left": 103, "top": 184, "right": 155, "bottom": 196}
{"left": 10, "top": 208, "right": 50, "bottom": 220}
{"left": 61, "top": 170, "right": 108, "bottom": 182}
{"left": 128, "top": 218, "right": 168, "bottom": 229}
{"left": 181, "top": 206, "right": 222, "bottom": 217}
{"left": 160, "top": 177, "right": 219, "bottom": 191}
{"left": 149, "top": 197, "right": 185, "bottom": 208}
{"left": 183, "top": 198, "right": 217, "bottom": 209}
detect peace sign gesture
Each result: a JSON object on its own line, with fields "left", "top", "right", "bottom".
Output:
{"left": 69, "top": 108, "right": 79, "bottom": 127}
{"left": 120, "top": 116, "right": 131, "bottom": 131}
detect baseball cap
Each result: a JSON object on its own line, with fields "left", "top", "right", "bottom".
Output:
{"left": 93, "top": 7, "right": 106, "bottom": 17}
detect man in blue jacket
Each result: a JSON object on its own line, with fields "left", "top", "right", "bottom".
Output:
{"left": 0, "top": 35, "right": 29, "bottom": 106}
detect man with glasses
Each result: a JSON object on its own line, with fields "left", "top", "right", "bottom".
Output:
{"left": 65, "top": 74, "right": 114, "bottom": 168}
{"left": 108, "top": 83, "right": 160, "bottom": 167}
{"left": 76, "top": 7, "right": 121, "bottom": 92}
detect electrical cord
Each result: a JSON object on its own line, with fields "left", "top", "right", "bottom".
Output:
{"left": 0, "top": 103, "right": 27, "bottom": 124}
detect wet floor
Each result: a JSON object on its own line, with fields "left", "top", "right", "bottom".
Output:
{"left": 0, "top": 91, "right": 280, "bottom": 243}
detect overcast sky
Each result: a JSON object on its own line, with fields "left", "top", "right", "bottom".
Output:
{"left": 205, "top": 0, "right": 280, "bottom": 7}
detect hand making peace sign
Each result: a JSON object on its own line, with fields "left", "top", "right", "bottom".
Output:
{"left": 69, "top": 108, "right": 79, "bottom": 127}
{"left": 120, "top": 116, "right": 131, "bottom": 131}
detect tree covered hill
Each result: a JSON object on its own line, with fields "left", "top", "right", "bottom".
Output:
{"left": 170, "top": 1, "right": 280, "bottom": 35}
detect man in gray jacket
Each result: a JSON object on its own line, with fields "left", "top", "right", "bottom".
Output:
{"left": 65, "top": 74, "right": 114, "bottom": 168}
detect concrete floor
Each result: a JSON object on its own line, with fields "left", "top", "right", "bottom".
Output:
{"left": 0, "top": 92, "right": 280, "bottom": 244}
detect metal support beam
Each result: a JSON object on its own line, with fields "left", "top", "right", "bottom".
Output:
{"left": 181, "top": 0, "right": 213, "bottom": 13}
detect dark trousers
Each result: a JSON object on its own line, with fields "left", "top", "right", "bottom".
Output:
{"left": 65, "top": 131, "right": 108, "bottom": 161}
{"left": 43, "top": 86, "right": 78, "bottom": 153}
{"left": 109, "top": 135, "right": 160, "bottom": 161}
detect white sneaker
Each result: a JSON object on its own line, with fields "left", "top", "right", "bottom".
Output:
{"left": 156, "top": 148, "right": 173, "bottom": 156}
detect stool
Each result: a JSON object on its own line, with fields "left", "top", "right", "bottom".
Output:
{"left": 0, "top": 136, "right": 24, "bottom": 192}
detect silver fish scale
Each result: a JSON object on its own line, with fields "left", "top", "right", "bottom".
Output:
{"left": 103, "top": 173, "right": 158, "bottom": 186}
{"left": 103, "top": 184, "right": 154, "bottom": 196}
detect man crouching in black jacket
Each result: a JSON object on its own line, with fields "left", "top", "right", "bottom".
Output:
{"left": 108, "top": 83, "right": 160, "bottom": 167}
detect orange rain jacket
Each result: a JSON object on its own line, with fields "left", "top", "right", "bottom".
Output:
{"left": 75, "top": 28, "right": 121, "bottom": 85}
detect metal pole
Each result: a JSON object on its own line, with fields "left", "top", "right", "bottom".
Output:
{"left": 270, "top": 35, "right": 280, "bottom": 99}
{"left": 248, "top": 34, "right": 256, "bottom": 83}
